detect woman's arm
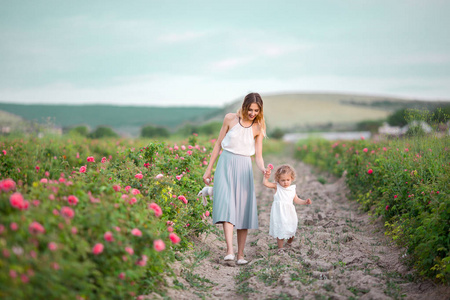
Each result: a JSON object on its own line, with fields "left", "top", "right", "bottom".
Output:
{"left": 293, "top": 194, "right": 312, "bottom": 205}
{"left": 202, "top": 114, "right": 233, "bottom": 185}
{"left": 254, "top": 128, "right": 266, "bottom": 174}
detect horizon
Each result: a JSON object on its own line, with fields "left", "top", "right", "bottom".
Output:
{"left": 1, "top": 1, "right": 449, "bottom": 106}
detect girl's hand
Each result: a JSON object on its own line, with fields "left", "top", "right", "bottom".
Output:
{"left": 306, "top": 198, "right": 312, "bottom": 205}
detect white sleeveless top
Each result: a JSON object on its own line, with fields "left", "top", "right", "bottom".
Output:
{"left": 221, "top": 118, "right": 256, "bottom": 156}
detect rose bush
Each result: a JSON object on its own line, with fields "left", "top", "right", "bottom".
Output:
{"left": 0, "top": 135, "right": 214, "bottom": 299}
{"left": 295, "top": 135, "right": 449, "bottom": 283}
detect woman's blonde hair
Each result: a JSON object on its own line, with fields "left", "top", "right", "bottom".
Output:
{"left": 274, "top": 164, "right": 296, "bottom": 183}
{"left": 237, "top": 92, "right": 266, "bottom": 137}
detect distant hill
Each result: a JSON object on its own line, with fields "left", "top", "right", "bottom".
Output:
{"left": 208, "top": 93, "right": 449, "bottom": 131}
{"left": 0, "top": 103, "right": 221, "bottom": 136}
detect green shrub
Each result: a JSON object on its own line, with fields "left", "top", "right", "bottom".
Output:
{"left": 0, "top": 135, "right": 214, "bottom": 298}
{"left": 141, "top": 125, "right": 170, "bottom": 138}
{"left": 88, "top": 126, "right": 119, "bottom": 139}
{"left": 295, "top": 135, "right": 449, "bottom": 283}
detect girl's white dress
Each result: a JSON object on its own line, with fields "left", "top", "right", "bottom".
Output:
{"left": 269, "top": 183, "right": 298, "bottom": 239}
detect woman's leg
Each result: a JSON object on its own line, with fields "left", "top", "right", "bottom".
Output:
{"left": 237, "top": 229, "right": 248, "bottom": 259}
{"left": 223, "top": 222, "right": 234, "bottom": 255}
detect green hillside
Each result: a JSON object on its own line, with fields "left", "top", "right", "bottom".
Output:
{"left": 0, "top": 103, "right": 220, "bottom": 131}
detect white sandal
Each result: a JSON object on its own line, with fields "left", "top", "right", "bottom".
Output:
{"left": 236, "top": 259, "right": 248, "bottom": 265}
{"left": 224, "top": 254, "right": 235, "bottom": 261}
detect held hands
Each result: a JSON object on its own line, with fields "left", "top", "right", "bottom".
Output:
{"left": 203, "top": 170, "right": 212, "bottom": 185}
{"left": 263, "top": 163, "right": 274, "bottom": 178}
{"left": 305, "top": 198, "right": 312, "bottom": 205}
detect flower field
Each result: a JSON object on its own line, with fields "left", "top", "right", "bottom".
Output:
{"left": 295, "top": 135, "right": 449, "bottom": 283}
{"left": 0, "top": 135, "right": 214, "bottom": 299}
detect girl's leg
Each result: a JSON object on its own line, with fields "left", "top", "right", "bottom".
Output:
{"left": 277, "top": 238, "right": 284, "bottom": 249}
{"left": 223, "top": 222, "right": 234, "bottom": 255}
{"left": 236, "top": 229, "right": 248, "bottom": 259}
{"left": 287, "top": 236, "right": 294, "bottom": 245}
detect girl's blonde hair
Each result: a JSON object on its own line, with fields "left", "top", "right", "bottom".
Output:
{"left": 274, "top": 164, "right": 296, "bottom": 183}
{"left": 237, "top": 92, "right": 267, "bottom": 137}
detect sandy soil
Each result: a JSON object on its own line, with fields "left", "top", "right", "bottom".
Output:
{"left": 147, "top": 155, "right": 450, "bottom": 300}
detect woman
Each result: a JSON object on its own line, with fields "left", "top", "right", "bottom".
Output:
{"left": 203, "top": 92, "right": 268, "bottom": 265}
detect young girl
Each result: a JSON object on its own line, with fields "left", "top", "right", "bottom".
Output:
{"left": 263, "top": 164, "right": 312, "bottom": 253}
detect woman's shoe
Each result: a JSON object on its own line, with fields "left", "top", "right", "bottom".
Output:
{"left": 224, "top": 254, "right": 235, "bottom": 261}
{"left": 236, "top": 259, "right": 248, "bottom": 265}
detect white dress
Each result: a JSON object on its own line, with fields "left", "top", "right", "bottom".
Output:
{"left": 269, "top": 184, "right": 298, "bottom": 239}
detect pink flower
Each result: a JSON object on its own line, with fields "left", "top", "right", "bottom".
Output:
{"left": 363, "top": 148, "right": 368, "bottom": 153}
{"left": 10, "top": 270, "right": 17, "bottom": 278}
{"left": 51, "top": 262, "right": 60, "bottom": 270}
{"left": 131, "top": 228, "right": 142, "bottom": 237}
{"left": 61, "top": 206, "right": 75, "bottom": 219}
{"left": 0, "top": 224, "right": 5, "bottom": 234}
{"left": 178, "top": 195, "right": 188, "bottom": 204}
{"left": 436, "top": 191, "right": 440, "bottom": 194}
{"left": 87, "top": 156, "right": 95, "bottom": 162}
{"left": 10, "top": 192, "right": 28, "bottom": 210}
{"left": 267, "top": 164, "right": 274, "bottom": 170}
{"left": 118, "top": 272, "right": 126, "bottom": 280}
{"left": 367, "top": 169, "right": 373, "bottom": 174}
{"left": 67, "top": 195, "right": 79, "bottom": 206}
{"left": 135, "top": 173, "right": 143, "bottom": 179}
{"left": 129, "top": 197, "right": 137, "bottom": 205}
{"left": 114, "top": 226, "right": 121, "bottom": 232}
{"left": 71, "top": 227, "right": 78, "bottom": 234}
{"left": 35, "top": 165, "right": 40, "bottom": 172}
{"left": 169, "top": 233, "right": 181, "bottom": 244}
{"left": 404, "top": 148, "right": 409, "bottom": 152}
{"left": 360, "top": 136, "right": 365, "bottom": 140}
{"left": 385, "top": 205, "right": 389, "bottom": 210}
{"left": 48, "top": 242, "right": 58, "bottom": 251}
{"left": 49, "top": 194, "right": 55, "bottom": 201}
{"left": 92, "top": 243, "right": 104, "bottom": 255}
{"left": 167, "top": 221, "right": 174, "bottom": 226}
{"left": 394, "top": 195, "right": 398, "bottom": 199}
{"left": 155, "top": 174, "right": 164, "bottom": 179}
{"left": 153, "top": 239, "right": 166, "bottom": 252}
{"left": 79, "top": 165, "right": 87, "bottom": 173}
{"left": 176, "top": 175, "right": 182, "bottom": 180}
{"left": 101, "top": 157, "right": 107, "bottom": 163}
{"left": 149, "top": 203, "right": 162, "bottom": 217}
{"left": 205, "top": 211, "right": 210, "bottom": 217}
{"left": 125, "top": 246, "right": 134, "bottom": 255}
{"left": 167, "top": 226, "right": 174, "bottom": 232}
{"left": 125, "top": 186, "right": 131, "bottom": 192}
{"left": 104, "top": 231, "right": 114, "bottom": 242}
{"left": 10, "top": 222, "right": 18, "bottom": 231}
{"left": 383, "top": 147, "right": 387, "bottom": 151}
{"left": 136, "top": 255, "right": 148, "bottom": 266}
{"left": 174, "top": 145, "right": 179, "bottom": 150}
{"left": 187, "top": 150, "right": 193, "bottom": 155}
{"left": 29, "top": 221, "right": 45, "bottom": 235}
{"left": 40, "top": 178, "right": 48, "bottom": 184}
{"left": 113, "top": 184, "right": 121, "bottom": 192}
{"left": 20, "top": 274, "right": 29, "bottom": 283}
{"left": 144, "top": 163, "right": 150, "bottom": 168}
{"left": 2, "top": 150, "right": 6, "bottom": 155}
{"left": 0, "top": 178, "right": 16, "bottom": 192}
{"left": 132, "top": 189, "right": 140, "bottom": 195}
{"left": 181, "top": 145, "right": 186, "bottom": 150}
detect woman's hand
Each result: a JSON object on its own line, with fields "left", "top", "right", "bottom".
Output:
{"left": 203, "top": 170, "right": 212, "bottom": 185}
{"left": 306, "top": 198, "right": 312, "bottom": 205}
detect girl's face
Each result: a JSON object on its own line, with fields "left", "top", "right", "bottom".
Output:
{"left": 245, "top": 103, "right": 260, "bottom": 121}
{"left": 278, "top": 173, "right": 293, "bottom": 188}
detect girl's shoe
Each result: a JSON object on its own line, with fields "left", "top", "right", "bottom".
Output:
{"left": 236, "top": 259, "right": 248, "bottom": 265}
{"left": 224, "top": 254, "right": 235, "bottom": 261}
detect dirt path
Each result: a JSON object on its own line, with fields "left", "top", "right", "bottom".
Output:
{"left": 149, "top": 152, "right": 450, "bottom": 300}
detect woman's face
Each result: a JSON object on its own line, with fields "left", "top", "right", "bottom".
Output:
{"left": 278, "top": 173, "right": 292, "bottom": 188}
{"left": 246, "top": 103, "right": 260, "bottom": 121}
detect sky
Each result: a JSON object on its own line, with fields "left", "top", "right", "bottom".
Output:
{"left": 0, "top": 0, "right": 449, "bottom": 107}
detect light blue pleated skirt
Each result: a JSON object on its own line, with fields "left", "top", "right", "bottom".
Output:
{"left": 212, "top": 150, "right": 259, "bottom": 229}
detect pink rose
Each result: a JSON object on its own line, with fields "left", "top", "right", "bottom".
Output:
{"left": 132, "top": 189, "right": 140, "bottom": 195}
{"left": 135, "top": 173, "right": 143, "bottom": 179}
{"left": 104, "top": 231, "right": 114, "bottom": 242}
{"left": 0, "top": 178, "right": 16, "bottom": 192}
{"left": 267, "top": 164, "right": 274, "bottom": 170}
{"left": 363, "top": 148, "right": 368, "bottom": 153}
{"left": 48, "top": 242, "right": 58, "bottom": 251}
{"left": 149, "top": 203, "right": 162, "bottom": 217}
{"left": 205, "top": 211, "right": 210, "bottom": 217}
{"left": 125, "top": 246, "right": 134, "bottom": 255}
{"left": 92, "top": 243, "right": 104, "bottom": 255}
{"left": 153, "top": 239, "right": 166, "bottom": 252}
{"left": 79, "top": 165, "right": 87, "bottom": 173}
{"left": 125, "top": 186, "right": 131, "bottom": 192}
{"left": 367, "top": 169, "right": 373, "bottom": 174}
{"left": 178, "top": 195, "right": 188, "bottom": 204}
{"left": 61, "top": 206, "right": 75, "bottom": 219}
{"left": 87, "top": 156, "right": 95, "bottom": 162}
{"left": 131, "top": 228, "right": 142, "bottom": 237}
{"left": 67, "top": 195, "right": 79, "bottom": 206}
{"left": 113, "top": 184, "right": 121, "bottom": 192}
{"left": 118, "top": 272, "right": 126, "bottom": 280}
{"left": 29, "top": 221, "right": 45, "bottom": 235}
{"left": 101, "top": 157, "right": 107, "bottom": 163}
{"left": 10, "top": 192, "right": 27, "bottom": 210}
{"left": 176, "top": 175, "right": 182, "bottom": 180}
{"left": 155, "top": 174, "right": 164, "bottom": 179}
{"left": 169, "top": 233, "right": 181, "bottom": 244}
